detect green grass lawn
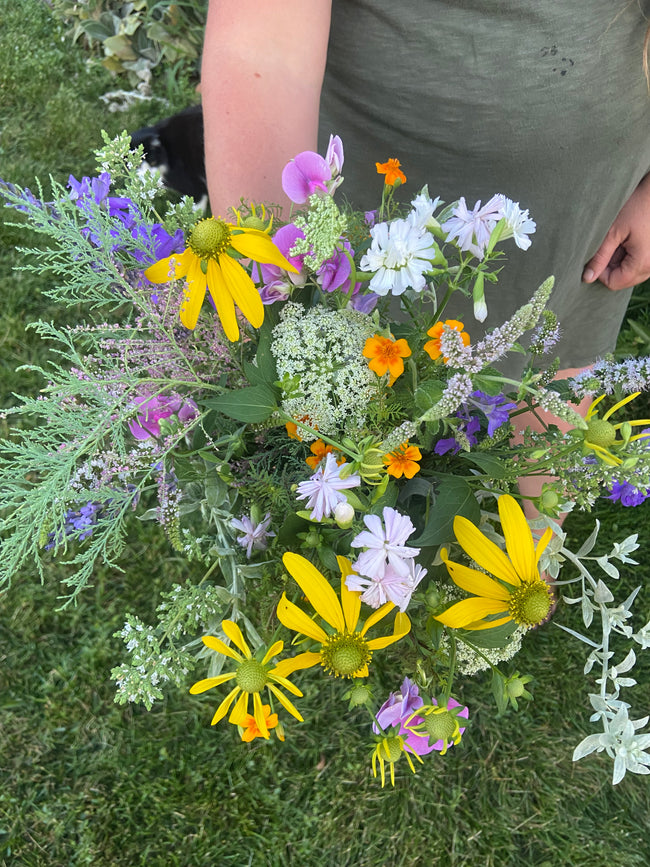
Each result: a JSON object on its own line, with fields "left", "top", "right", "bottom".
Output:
{"left": 1, "top": 4, "right": 650, "bottom": 866}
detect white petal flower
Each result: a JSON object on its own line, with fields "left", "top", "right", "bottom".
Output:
{"left": 296, "top": 453, "right": 360, "bottom": 521}
{"left": 442, "top": 195, "right": 503, "bottom": 259}
{"left": 499, "top": 197, "right": 536, "bottom": 250}
{"left": 359, "top": 218, "right": 438, "bottom": 295}
{"left": 350, "top": 506, "right": 420, "bottom": 580}
{"left": 345, "top": 559, "right": 426, "bottom": 612}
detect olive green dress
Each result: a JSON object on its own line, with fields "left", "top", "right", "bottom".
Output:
{"left": 318, "top": 0, "right": 650, "bottom": 373}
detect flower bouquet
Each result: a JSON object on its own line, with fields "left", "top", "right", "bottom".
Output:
{"left": 1, "top": 132, "right": 650, "bottom": 786}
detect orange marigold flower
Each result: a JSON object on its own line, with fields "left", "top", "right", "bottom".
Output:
{"left": 238, "top": 704, "right": 282, "bottom": 742}
{"left": 424, "top": 319, "right": 470, "bottom": 362}
{"left": 383, "top": 442, "right": 422, "bottom": 479}
{"left": 286, "top": 421, "right": 302, "bottom": 441}
{"left": 375, "top": 158, "right": 407, "bottom": 186}
{"left": 306, "top": 439, "right": 342, "bottom": 469}
{"left": 363, "top": 335, "right": 412, "bottom": 385}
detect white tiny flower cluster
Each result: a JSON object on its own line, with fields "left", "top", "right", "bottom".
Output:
{"left": 271, "top": 302, "right": 377, "bottom": 439}
{"left": 291, "top": 193, "right": 348, "bottom": 270}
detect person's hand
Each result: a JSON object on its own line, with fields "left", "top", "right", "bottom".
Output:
{"left": 583, "top": 173, "right": 650, "bottom": 290}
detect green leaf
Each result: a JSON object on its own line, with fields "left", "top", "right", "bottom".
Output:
{"left": 201, "top": 384, "right": 278, "bottom": 423}
{"left": 411, "top": 476, "right": 479, "bottom": 546}
{"left": 458, "top": 620, "right": 517, "bottom": 649}
{"left": 458, "top": 452, "right": 510, "bottom": 479}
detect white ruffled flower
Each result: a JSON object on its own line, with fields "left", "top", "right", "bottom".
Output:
{"left": 359, "top": 217, "right": 438, "bottom": 295}
{"left": 499, "top": 197, "right": 536, "bottom": 250}
{"left": 296, "top": 453, "right": 360, "bottom": 521}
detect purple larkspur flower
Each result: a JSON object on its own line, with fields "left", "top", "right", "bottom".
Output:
{"left": 295, "top": 452, "right": 361, "bottom": 521}
{"left": 346, "top": 559, "right": 426, "bottom": 611}
{"left": 468, "top": 390, "right": 517, "bottom": 437}
{"left": 434, "top": 414, "right": 481, "bottom": 456}
{"left": 351, "top": 507, "right": 419, "bottom": 580}
{"left": 606, "top": 481, "right": 650, "bottom": 507}
{"left": 282, "top": 150, "right": 331, "bottom": 204}
{"left": 231, "top": 512, "right": 275, "bottom": 558}
{"left": 373, "top": 678, "right": 436, "bottom": 757}
{"left": 128, "top": 393, "right": 198, "bottom": 440}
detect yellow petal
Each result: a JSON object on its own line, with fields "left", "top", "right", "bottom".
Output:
{"left": 354, "top": 664, "right": 369, "bottom": 678}
{"left": 272, "top": 651, "right": 322, "bottom": 678}
{"left": 188, "top": 672, "right": 236, "bottom": 694}
{"left": 435, "top": 597, "right": 510, "bottom": 629}
{"left": 276, "top": 593, "right": 329, "bottom": 644}
{"left": 602, "top": 391, "right": 640, "bottom": 421}
{"left": 201, "top": 634, "right": 242, "bottom": 662}
{"left": 441, "top": 555, "right": 511, "bottom": 601}
{"left": 262, "top": 640, "right": 284, "bottom": 665}
{"left": 179, "top": 254, "right": 208, "bottom": 330}
{"left": 498, "top": 495, "right": 536, "bottom": 582}
{"left": 268, "top": 683, "right": 305, "bottom": 722}
{"left": 252, "top": 691, "right": 269, "bottom": 739}
{"left": 269, "top": 670, "right": 303, "bottom": 697}
{"left": 210, "top": 685, "right": 240, "bottom": 725}
{"left": 360, "top": 601, "right": 395, "bottom": 637}
{"left": 586, "top": 394, "right": 606, "bottom": 420}
{"left": 206, "top": 258, "right": 239, "bottom": 340}
{"left": 218, "top": 252, "right": 264, "bottom": 329}
{"left": 221, "top": 620, "right": 251, "bottom": 659}
{"left": 462, "top": 614, "right": 513, "bottom": 631}
{"left": 454, "top": 515, "right": 521, "bottom": 587}
{"left": 282, "top": 553, "right": 345, "bottom": 633}
{"left": 228, "top": 689, "right": 249, "bottom": 724}
{"left": 366, "top": 611, "right": 411, "bottom": 650}
{"left": 337, "top": 555, "right": 361, "bottom": 632}
{"left": 144, "top": 249, "right": 190, "bottom": 284}
{"left": 230, "top": 227, "right": 299, "bottom": 272}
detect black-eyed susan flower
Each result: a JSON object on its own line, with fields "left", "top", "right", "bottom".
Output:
{"left": 581, "top": 392, "right": 650, "bottom": 466}
{"left": 435, "top": 494, "right": 554, "bottom": 631}
{"left": 145, "top": 216, "right": 297, "bottom": 341}
{"left": 274, "top": 553, "right": 411, "bottom": 680}
{"left": 189, "top": 619, "right": 303, "bottom": 738}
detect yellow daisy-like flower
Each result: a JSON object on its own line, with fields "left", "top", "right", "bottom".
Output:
{"left": 189, "top": 619, "right": 303, "bottom": 738}
{"left": 435, "top": 494, "right": 554, "bottom": 631}
{"left": 581, "top": 392, "right": 650, "bottom": 466}
{"left": 274, "top": 553, "right": 411, "bottom": 680}
{"left": 144, "top": 216, "right": 297, "bottom": 341}
{"left": 371, "top": 734, "right": 423, "bottom": 787}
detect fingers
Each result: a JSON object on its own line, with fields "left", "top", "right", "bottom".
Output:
{"left": 582, "top": 228, "right": 626, "bottom": 285}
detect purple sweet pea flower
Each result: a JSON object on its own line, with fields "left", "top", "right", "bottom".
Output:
{"left": 325, "top": 134, "right": 344, "bottom": 177}
{"left": 129, "top": 393, "right": 198, "bottom": 440}
{"left": 282, "top": 150, "right": 331, "bottom": 204}
{"left": 349, "top": 291, "right": 379, "bottom": 314}
{"left": 317, "top": 241, "right": 354, "bottom": 293}
{"left": 373, "top": 678, "right": 437, "bottom": 757}
{"left": 259, "top": 279, "right": 292, "bottom": 305}
{"left": 256, "top": 223, "right": 307, "bottom": 286}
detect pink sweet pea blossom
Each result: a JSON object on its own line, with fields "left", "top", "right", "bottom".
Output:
{"left": 282, "top": 151, "right": 331, "bottom": 204}
{"left": 128, "top": 393, "right": 198, "bottom": 440}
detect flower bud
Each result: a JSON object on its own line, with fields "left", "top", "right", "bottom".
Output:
{"left": 333, "top": 501, "right": 355, "bottom": 529}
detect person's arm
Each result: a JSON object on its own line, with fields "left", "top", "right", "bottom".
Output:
{"left": 202, "top": 0, "right": 332, "bottom": 217}
{"left": 583, "top": 172, "right": 650, "bottom": 289}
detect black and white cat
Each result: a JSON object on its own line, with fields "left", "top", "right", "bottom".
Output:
{"left": 130, "top": 104, "right": 207, "bottom": 209}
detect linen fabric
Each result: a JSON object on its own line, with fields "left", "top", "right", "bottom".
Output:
{"left": 318, "top": 0, "right": 650, "bottom": 373}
